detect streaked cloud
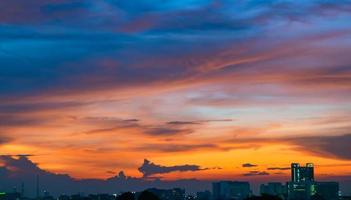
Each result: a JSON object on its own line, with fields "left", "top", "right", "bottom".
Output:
{"left": 138, "top": 159, "right": 207, "bottom": 177}
{"left": 0, "top": 0, "right": 351, "bottom": 194}
{"left": 243, "top": 171, "right": 270, "bottom": 177}
{"left": 242, "top": 163, "right": 258, "bottom": 168}
{"left": 225, "top": 134, "right": 351, "bottom": 160}
{"left": 267, "top": 167, "right": 291, "bottom": 171}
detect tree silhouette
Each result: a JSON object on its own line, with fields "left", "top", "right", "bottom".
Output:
{"left": 117, "top": 192, "right": 135, "bottom": 200}
{"left": 138, "top": 191, "right": 160, "bottom": 200}
{"left": 245, "top": 194, "right": 283, "bottom": 200}
{"left": 310, "top": 194, "right": 326, "bottom": 200}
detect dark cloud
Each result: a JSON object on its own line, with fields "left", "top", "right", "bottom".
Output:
{"left": 167, "top": 121, "right": 201, "bottom": 125}
{"left": 0, "top": 115, "right": 46, "bottom": 127}
{"left": 0, "top": 154, "right": 35, "bottom": 157}
{"left": 0, "top": 155, "right": 45, "bottom": 174}
{"left": 0, "top": 156, "right": 211, "bottom": 197}
{"left": 143, "top": 127, "right": 193, "bottom": 136}
{"left": 273, "top": 172, "right": 286, "bottom": 175}
{"left": 0, "top": 156, "right": 350, "bottom": 196}
{"left": 167, "top": 119, "right": 233, "bottom": 126}
{"left": 0, "top": 135, "right": 13, "bottom": 145}
{"left": 202, "top": 119, "right": 234, "bottom": 123}
{"left": 286, "top": 134, "right": 351, "bottom": 160}
{"left": 0, "top": 0, "right": 350, "bottom": 196}
{"left": 225, "top": 134, "right": 351, "bottom": 161}
{"left": 0, "top": 0, "right": 350, "bottom": 28}
{"left": 138, "top": 159, "right": 206, "bottom": 177}
{"left": 267, "top": 167, "right": 291, "bottom": 171}
{"left": 123, "top": 119, "right": 139, "bottom": 122}
{"left": 243, "top": 171, "right": 270, "bottom": 177}
{"left": 242, "top": 163, "right": 258, "bottom": 168}
{"left": 0, "top": 101, "right": 86, "bottom": 114}
{"left": 106, "top": 170, "right": 116, "bottom": 175}
{"left": 0, "top": 0, "right": 350, "bottom": 103}
{"left": 134, "top": 143, "right": 222, "bottom": 153}
{"left": 82, "top": 118, "right": 194, "bottom": 137}
{"left": 83, "top": 117, "right": 141, "bottom": 134}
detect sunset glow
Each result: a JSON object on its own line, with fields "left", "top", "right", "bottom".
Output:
{"left": 0, "top": 1, "right": 350, "bottom": 194}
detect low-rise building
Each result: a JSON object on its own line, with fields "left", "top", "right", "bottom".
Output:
{"left": 260, "top": 182, "right": 286, "bottom": 199}
{"left": 212, "top": 181, "right": 251, "bottom": 200}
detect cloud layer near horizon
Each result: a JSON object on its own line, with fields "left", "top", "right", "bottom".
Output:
{"left": 0, "top": 155, "right": 212, "bottom": 197}
{"left": 0, "top": 0, "right": 351, "bottom": 191}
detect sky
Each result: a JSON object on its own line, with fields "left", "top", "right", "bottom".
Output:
{"left": 0, "top": 0, "right": 351, "bottom": 195}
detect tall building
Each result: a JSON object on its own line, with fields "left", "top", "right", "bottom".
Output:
{"left": 288, "top": 163, "right": 316, "bottom": 200}
{"left": 291, "top": 163, "right": 300, "bottom": 183}
{"left": 291, "top": 163, "right": 314, "bottom": 183}
{"left": 212, "top": 181, "right": 251, "bottom": 200}
{"left": 300, "top": 163, "right": 314, "bottom": 182}
{"left": 288, "top": 162, "right": 340, "bottom": 200}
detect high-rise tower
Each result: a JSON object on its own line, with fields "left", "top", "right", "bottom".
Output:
{"left": 291, "top": 163, "right": 300, "bottom": 182}
{"left": 291, "top": 163, "right": 314, "bottom": 183}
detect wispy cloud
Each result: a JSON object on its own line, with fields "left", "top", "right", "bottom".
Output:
{"left": 0, "top": 0, "right": 351, "bottom": 186}
{"left": 267, "top": 167, "right": 291, "bottom": 171}
{"left": 243, "top": 171, "right": 270, "bottom": 177}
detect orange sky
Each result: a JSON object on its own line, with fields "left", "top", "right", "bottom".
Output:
{"left": 0, "top": 0, "right": 351, "bottom": 183}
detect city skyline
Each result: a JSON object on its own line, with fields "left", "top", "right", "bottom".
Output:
{"left": 0, "top": 0, "right": 351, "bottom": 196}
{"left": 0, "top": 161, "right": 347, "bottom": 200}
{"left": 0, "top": 156, "right": 350, "bottom": 197}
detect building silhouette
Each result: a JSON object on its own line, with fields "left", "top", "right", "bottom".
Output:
{"left": 196, "top": 191, "right": 211, "bottom": 200}
{"left": 291, "top": 163, "right": 314, "bottom": 183}
{"left": 260, "top": 182, "right": 286, "bottom": 199}
{"left": 287, "top": 163, "right": 339, "bottom": 200}
{"left": 314, "top": 182, "right": 339, "bottom": 200}
{"left": 212, "top": 181, "right": 251, "bottom": 200}
{"left": 0, "top": 162, "right": 345, "bottom": 200}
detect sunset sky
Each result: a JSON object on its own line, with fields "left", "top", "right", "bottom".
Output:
{"left": 0, "top": 0, "right": 351, "bottom": 186}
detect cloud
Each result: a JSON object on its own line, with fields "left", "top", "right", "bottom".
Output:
{"left": 0, "top": 0, "right": 351, "bottom": 191}
{"left": 106, "top": 170, "right": 116, "bottom": 175}
{"left": 167, "top": 121, "right": 201, "bottom": 125}
{"left": 0, "top": 156, "right": 211, "bottom": 197}
{"left": 0, "top": 154, "right": 35, "bottom": 157}
{"left": 1, "top": 0, "right": 350, "bottom": 29}
{"left": 0, "top": 135, "right": 12, "bottom": 145}
{"left": 143, "top": 127, "right": 193, "bottom": 136}
{"left": 242, "top": 163, "right": 258, "bottom": 168}
{"left": 134, "top": 143, "right": 222, "bottom": 153}
{"left": 83, "top": 117, "right": 194, "bottom": 137}
{"left": 225, "top": 134, "right": 351, "bottom": 160}
{"left": 267, "top": 167, "right": 291, "bottom": 171}
{"left": 243, "top": 171, "right": 270, "bottom": 177}
{"left": 0, "top": 155, "right": 45, "bottom": 174}
{"left": 287, "top": 134, "right": 351, "bottom": 160}
{"left": 167, "top": 119, "right": 233, "bottom": 126}
{"left": 1, "top": 0, "right": 351, "bottom": 103}
{"left": 138, "top": 159, "right": 206, "bottom": 177}
{"left": 0, "top": 115, "right": 47, "bottom": 127}
{"left": 0, "top": 101, "right": 86, "bottom": 114}
{"left": 82, "top": 117, "right": 142, "bottom": 134}
{"left": 0, "top": 101, "right": 89, "bottom": 128}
